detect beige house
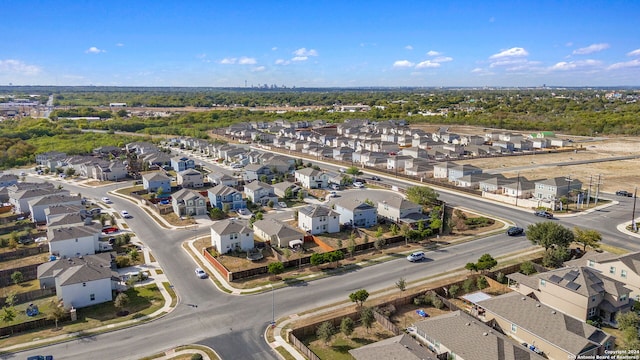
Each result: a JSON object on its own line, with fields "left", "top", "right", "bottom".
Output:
{"left": 508, "top": 266, "right": 631, "bottom": 326}
{"left": 477, "top": 292, "right": 614, "bottom": 360}
{"left": 177, "top": 168, "right": 204, "bottom": 188}
{"left": 567, "top": 251, "right": 640, "bottom": 301}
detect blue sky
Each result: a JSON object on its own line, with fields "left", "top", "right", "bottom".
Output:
{"left": 2, "top": 1, "right": 639, "bottom": 87}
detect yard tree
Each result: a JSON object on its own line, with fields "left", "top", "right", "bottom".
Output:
{"left": 406, "top": 186, "right": 439, "bottom": 206}
{"left": 340, "top": 317, "right": 354, "bottom": 336}
{"left": 520, "top": 261, "right": 536, "bottom": 275}
{"left": 390, "top": 223, "right": 399, "bottom": 236}
{"left": 326, "top": 250, "right": 344, "bottom": 267}
{"left": 476, "top": 253, "right": 498, "bottom": 272}
{"left": 345, "top": 166, "right": 361, "bottom": 176}
{"left": 129, "top": 249, "right": 140, "bottom": 262}
{"left": 448, "top": 284, "right": 460, "bottom": 298}
{"left": 1, "top": 307, "right": 16, "bottom": 324}
{"left": 268, "top": 262, "right": 285, "bottom": 280}
{"left": 573, "top": 227, "right": 602, "bottom": 251}
{"left": 114, "top": 292, "right": 129, "bottom": 314}
{"left": 542, "top": 246, "right": 570, "bottom": 268}
{"left": 526, "top": 221, "right": 574, "bottom": 250}
{"left": 375, "top": 226, "right": 383, "bottom": 238}
{"left": 347, "top": 238, "right": 356, "bottom": 259}
{"left": 396, "top": 277, "right": 407, "bottom": 291}
{"left": 465, "top": 262, "right": 478, "bottom": 273}
{"left": 11, "top": 271, "right": 23, "bottom": 285}
{"left": 209, "top": 207, "right": 225, "bottom": 220}
{"left": 336, "top": 239, "right": 343, "bottom": 249}
{"left": 4, "top": 292, "right": 16, "bottom": 307}
{"left": 316, "top": 321, "right": 335, "bottom": 345}
{"left": 48, "top": 300, "right": 66, "bottom": 329}
{"left": 360, "top": 306, "right": 375, "bottom": 333}
{"left": 616, "top": 311, "right": 640, "bottom": 350}
{"left": 310, "top": 253, "right": 324, "bottom": 266}
{"left": 401, "top": 223, "right": 412, "bottom": 246}
{"left": 349, "top": 289, "right": 369, "bottom": 307}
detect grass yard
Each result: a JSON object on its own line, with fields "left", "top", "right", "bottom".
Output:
{"left": 0, "top": 253, "right": 49, "bottom": 271}
{"left": 305, "top": 321, "right": 396, "bottom": 360}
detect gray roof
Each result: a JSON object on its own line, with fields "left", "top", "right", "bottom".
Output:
{"left": 415, "top": 310, "right": 545, "bottom": 360}
{"left": 381, "top": 196, "right": 421, "bottom": 211}
{"left": 38, "top": 252, "right": 113, "bottom": 279}
{"left": 208, "top": 184, "right": 239, "bottom": 197}
{"left": 298, "top": 205, "right": 338, "bottom": 218}
{"left": 28, "top": 194, "right": 82, "bottom": 207}
{"left": 334, "top": 198, "right": 376, "bottom": 212}
{"left": 536, "top": 266, "right": 630, "bottom": 298}
{"left": 349, "top": 334, "right": 436, "bottom": 360}
{"left": 253, "top": 219, "right": 303, "bottom": 241}
{"left": 142, "top": 172, "right": 170, "bottom": 181}
{"left": 477, "top": 292, "right": 613, "bottom": 356}
{"left": 178, "top": 168, "right": 202, "bottom": 176}
{"left": 271, "top": 181, "right": 299, "bottom": 193}
{"left": 172, "top": 188, "right": 205, "bottom": 202}
{"left": 210, "top": 219, "right": 252, "bottom": 236}
{"left": 47, "top": 213, "right": 86, "bottom": 228}
{"left": 47, "top": 223, "right": 102, "bottom": 242}
{"left": 295, "top": 167, "right": 324, "bottom": 177}
{"left": 536, "top": 177, "right": 582, "bottom": 187}
{"left": 44, "top": 204, "right": 85, "bottom": 217}
{"left": 244, "top": 180, "right": 273, "bottom": 192}
{"left": 583, "top": 251, "right": 640, "bottom": 274}
{"left": 14, "top": 187, "right": 66, "bottom": 200}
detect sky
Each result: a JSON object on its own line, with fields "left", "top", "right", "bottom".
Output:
{"left": 1, "top": 0, "right": 640, "bottom": 88}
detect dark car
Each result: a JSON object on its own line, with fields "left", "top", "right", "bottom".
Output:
{"left": 616, "top": 190, "right": 633, "bottom": 197}
{"left": 534, "top": 210, "right": 554, "bottom": 219}
{"left": 507, "top": 227, "right": 524, "bottom": 236}
{"left": 371, "top": 176, "right": 381, "bottom": 181}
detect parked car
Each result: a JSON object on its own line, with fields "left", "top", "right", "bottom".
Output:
{"left": 406, "top": 251, "right": 426, "bottom": 262}
{"left": 507, "top": 227, "right": 524, "bottom": 236}
{"left": 102, "top": 226, "right": 119, "bottom": 234}
{"left": 195, "top": 267, "right": 208, "bottom": 279}
{"left": 534, "top": 210, "right": 553, "bottom": 219}
{"left": 330, "top": 183, "right": 340, "bottom": 190}
{"left": 328, "top": 191, "right": 338, "bottom": 198}
{"left": 237, "top": 208, "right": 251, "bottom": 216}
{"left": 121, "top": 210, "right": 131, "bottom": 219}
{"left": 101, "top": 197, "right": 112, "bottom": 204}
{"left": 27, "top": 356, "right": 53, "bottom": 360}
{"left": 278, "top": 201, "right": 288, "bottom": 208}
{"left": 371, "top": 176, "right": 381, "bottom": 181}
{"left": 353, "top": 181, "right": 364, "bottom": 188}
{"left": 616, "top": 190, "right": 633, "bottom": 197}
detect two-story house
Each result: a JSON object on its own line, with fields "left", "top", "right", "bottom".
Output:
{"left": 333, "top": 198, "right": 377, "bottom": 228}
{"left": 567, "top": 251, "right": 640, "bottom": 301}
{"left": 298, "top": 205, "right": 340, "bottom": 235}
{"left": 0, "top": 172, "right": 18, "bottom": 187}
{"left": 244, "top": 181, "right": 278, "bottom": 206}
{"left": 210, "top": 219, "right": 254, "bottom": 253}
{"left": 208, "top": 184, "right": 246, "bottom": 211}
{"left": 377, "top": 196, "right": 424, "bottom": 224}
{"left": 294, "top": 167, "right": 329, "bottom": 189}
{"left": 177, "top": 168, "right": 204, "bottom": 188}
{"left": 207, "top": 172, "right": 239, "bottom": 187}
{"left": 48, "top": 223, "right": 103, "bottom": 258}
{"left": 534, "top": 177, "right": 583, "bottom": 200}
{"left": 142, "top": 172, "right": 171, "bottom": 194}
{"left": 170, "top": 156, "right": 195, "bottom": 172}
{"left": 28, "top": 194, "right": 83, "bottom": 223}
{"left": 171, "top": 188, "right": 207, "bottom": 216}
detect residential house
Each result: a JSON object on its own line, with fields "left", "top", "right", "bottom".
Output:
{"left": 89, "top": 160, "right": 128, "bottom": 181}
{"left": 252, "top": 219, "right": 304, "bottom": 248}
{"left": 272, "top": 181, "right": 302, "bottom": 199}
{"left": 170, "top": 156, "right": 195, "bottom": 172}
{"left": 28, "top": 194, "right": 83, "bottom": 223}
{"left": 377, "top": 196, "right": 424, "bottom": 224}
{"left": 10, "top": 186, "right": 69, "bottom": 214}
{"left": 243, "top": 164, "right": 273, "bottom": 182}
{"left": 455, "top": 173, "right": 495, "bottom": 189}
{"left": 37, "top": 253, "right": 118, "bottom": 309}
{"left": 35, "top": 151, "right": 66, "bottom": 170}
{"left": 244, "top": 181, "right": 278, "bottom": 206}
{"left": 386, "top": 155, "right": 412, "bottom": 170}
{"left": 207, "top": 172, "right": 239, "bottom": 187}
{"left": 349, "top": 334, "right": 436, "bottom": 360}
{"left": 478, "top": 292, "right": 615, "bottom": 360}
{"left": 294, "top": 167, "right": 329, "bottom": 189}
{"left": 297, "top": 205, "right": 340, "bottom": 235}
{"left": 479, "top": 176, "right": 511, "bottom": 193}
{"left": 0, "top": 172, "right": 18, "bottom": 187}
{"left": 569, "top": 251, "right": 640, "bottom": 301}
{"left": 171, "top": 188, "right": 207, "bottom": 216}
{"left": 207, "top": 184, "right": 246, "bottom": 211}
{"left": 210, "top": 219, "right": 254, "bottom": 253}
{"left": 333, "top": 198, "right": 377, "bottom": 228}
{"left": 44, "top": 204, "right": 89, "bottom": 225}
{"left": 48, "top": 223, "right": 103, "bottom": 258}
{"left": 534, "top": 177, "right": 583, "bottom": 200}
{"left": 141, "top": 151, "right": 172, "bottom": 169}
{"left": 401, "top": 147, "right": 427, "bottom": 159}
{"left": 447, "top": 164, "right": 482, "bottom": 182}
{"left": 413, "top": 310, "right": 546, "bottom": 360}
{"left": 177, "top": 168, "right": 204, "bottom": 188}
{"left": 47, "top": 213, "right": 89, "bottom": 230}
{"left": 142, "top": 172, "right": 171, "bottom": 193}
{"left": 507, "top": 266, "right": 631, "bottom": 326}
{"left": 503, "top": 179, "right": 535, "bottom": 199}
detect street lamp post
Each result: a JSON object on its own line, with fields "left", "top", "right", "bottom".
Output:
{"left": 270, "top": 283, "right": 275, "bottom": 327}
{"left": 632, "top": 187, "right": 638, "bottom": 232}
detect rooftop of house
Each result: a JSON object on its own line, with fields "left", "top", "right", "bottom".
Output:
{"left": 379, "top": 196, "right": 421, "bottom": 211}
{"left": 244, "top": 180, "right": 273, "bottom": 192}
{"left": 47, "top": 223, "right": 102, "bottom": 242}
{"left": 38, "top": 252, "right": 113, "bottom": 279}
{"left": 252, "top": 218, "right": 303, "bottom": 239}
{"left": 349, "top": 333, "right": 436, "bottom": 360}
{"left": 295, "top": 167, "right": 325, "bottom": 177}
{"left": 298, "top": 204, "right": 339, "bottom": 218}
{"left": 172, "top": 188, "right": 206, "bottom": 202}
{"left": 142, "top": 171, "right": 170, "bottom": 181}
{"left": 210, "top": 218, "right": 252, "bottom": 236}
{"left": 334, "top": 198, "right": 376, "bottom": 212}
{"left": 208, "top": 184, "right": 239, "bottom": 197}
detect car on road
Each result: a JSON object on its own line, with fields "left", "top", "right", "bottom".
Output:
{"left": 27, "top": 356, "right": 53, "bottom": 360}
{"left": 121, "top": 210, "right": 131, "bottom": 219}
{"left": 19, "top": 171, "right": 26, "bottom": 176}
{"left": 353, "top": 181, "right": 364, "bottom": 188}
{"left": 102, "top": 197, "right": 112, "bottom": 204}
{"left": 278, "top": 201, "right": 288, "bottom": 208}
{"left": 507, "top": 227, "right": 524, "bottom": 236}
{"left": 339, "top": 168, "right": 346, "bottom": 173}
{"left": 195, "top": 267, "right": 208, "bottom": 279}
{"left": 328, "top": 191, "right": 338, "bottom": 198}
{"left": 534, "top": 210, "right": 554, "bottom": 219}
{"left": 406, "top": 251, "right": 426, "bottom": 262}
{"left": 371, "top": 176, "right": 381, "bottom": 181}
{"left": 616, "top": 190, "right": 633, "bottom": 197}
{"left": 237, "top": 208, "right": 252, "bottom": 216}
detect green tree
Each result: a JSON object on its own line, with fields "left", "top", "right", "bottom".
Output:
{"left": 477, "top": 276, "right": 488, "bottom": 289}
{"left": 465, "top": 262, "right": 478, "bottom": 273}
{"left": 340, "top": 317, "right": 354, "bottom": 336}
{"left": 406, "top": 186, "right": 439, "bottom": 206}
{"left": 476, "top": 253, "right": 497, "bottom": 272}
{"left": 268, "top": 262, "right": 285, "bottom": 280}
{"left": 375, "top": 226, "right": 383, "bottom": 238}
{"left": 374, "top": 237, "right": 385, "bottom": 252}
{"left": 616, "top": 311, "right": 640, "bottom": 350}
{"left": 345, "top": 166, "right": 361, "bottom": 176}
{"left": 448, "top": 284, "right": 460, "bottom": 298}
{"left": 48, "top": 300, "right": 66, "bottom": 329}
{"left": 209, "top": 207, "right": 226, "bottom": 220}
{"left": 526, "top": 221, "right": 574, "bottom": 250}
{"left": 349, "top": 289, "right": 370, "bottom": 308}
{"left": 396, "top": 277, "right": 407, "bottom": 291}
{"left": 316, "top": 321, "right": 335, "bottom": 345}
{"left": 542, "top": 246, "right": 570, "bottom": 268}
{"left": 347, "top": 238, "right": 356, "bottom": 259}
{"left": 129, "top": 249, "right": 140, "bottom": 262}
{"left": 520, "top": 261, "right": 536, "bottom": 275}
{"left": 11, "top": 271, "right": 23, "bottom": 285}
{"left": 326, "top": 250, "right": 344, "bottom": 267}
{"left": 336, "top": 239, "right": 343, "bottom": 249}
{"left": 0, "top": 307, "right": 16, "bottom": 324}
{"left": 114, "top": 292, "right": 129, "bottom": 314}
{"left": 390, "top": 224, "right": 399, "bottom": 236}
{"left": 360, "top": 306, "right": 375, "bottom": 333}
{"left": 401, "top": 223, "right": 412, "bottom": 246}
{"left": 573, "top": 227, "right": 602, "bottom": 251}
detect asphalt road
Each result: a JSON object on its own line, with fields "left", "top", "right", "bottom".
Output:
{"left": 12, "top": 156, "right": 640, "bottom": 359}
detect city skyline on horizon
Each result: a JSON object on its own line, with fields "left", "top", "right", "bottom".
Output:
{"left": 2, "top": 1, "right": 640, "bottom": 88}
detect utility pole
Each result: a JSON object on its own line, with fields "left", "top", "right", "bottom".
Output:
{"left": 594, "top": 174, "right": 602, "bottom": 206}
{"left": 586, "top": 175, "right": 593, "bottom": 207}
{"left": 515, "top": 172, "right": 520, "bottom": 207}
{"left": 632, "top": 187, "right": 638, "bottom": 232}
{"left": 270, "top": 283, "right": 275, "bottom": 328}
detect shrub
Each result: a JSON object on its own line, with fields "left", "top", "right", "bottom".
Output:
{"left": 432, "top": 297, "right": 444, "bottom": 309}
{"left": 462, "top": 278, "right": 475, "bottom": 293}
{"left": 477, "top": 276, "right": 488, "bottom": 290}
{"left": 448, "top": 284, "right": 460, "bottom": 298}
{"left": 116, "top": 255, "right": 131, "bottom": 268}
{"left": 496, "top": 272, "right": 506, "bottom": 284}
{"left": 191, "top": 354, "right": 203, "bottom": 360}
{"left": 520, "top": 261, "right": 536, "bottom": 275}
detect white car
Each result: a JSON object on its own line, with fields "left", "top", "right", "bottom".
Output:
{"left": 407, "top": 251, "right": 426, "bottom": 262}
{"left": 278, "top": 202, "right": 287, "bottom": 208}
{"left": 237, "top": 208, "right": 252, "bottom": 216}
{"left": 353, "top": 182, "right": 364, "bottom": 188}
{"left": 102, "top": 197, "right": 112, "bottom": 204}
{"left": 195, "top": 267, "right": 208, "bottom": 279}
{"left": 121, "top": 210, "right": 131, "bottom": 219}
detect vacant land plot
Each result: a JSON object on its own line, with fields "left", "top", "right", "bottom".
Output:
{"left": 304, "top": 321, "right": 396, "bottom": 360}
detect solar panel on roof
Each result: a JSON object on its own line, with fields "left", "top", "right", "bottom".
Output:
{"left": 563, "top": 271, "right": 579, "bottom": 282}
{"left": 548, "top": 275, "right": 562, "bottom": 283}
{"left": 566, "top": 282, "right": 581, "bottom": 290}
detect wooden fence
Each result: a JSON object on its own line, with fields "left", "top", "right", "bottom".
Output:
{"left": 0, "top": 263, "right": 41, "bottom": 287}
{"left": 0, "top": 313, "right": 70, "bottom": 337}
{"left": 0, "top": 288, "right": 56, "bottom": 306}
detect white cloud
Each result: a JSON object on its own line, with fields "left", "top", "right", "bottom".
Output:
{"left": 85, "top": 46, "right": 105, "bottom": 54}
{"left": 220, "top": 57, "right": 236, "bottom": 64}
{"left": 415, "top": 60, "right": 440, "bottom": 69}
{"left": 275, "top": 59, "right": 290, "bottom": 65}
{"left": 0, "top": 59, "right": 41, "bottom": 75}
{"left": 489, "top": 47, "right": 528, "bottom": 59}
{"left": 572, "top": 43, "right": 609, "bottom": 55}
{"left": 238, "top": 57, "right": 257, "bottom": 65}
{"left": 432, "top": 56, "right": 453, "bottom": 63}
{"left": 293, "top": 48, "right": 318, "bottom": 57}
{"left": 471, "top": 68, "right": 484, "bottom": 73}
{"left": 393, "top": 60, "right": 414, "bottom": 68}
{"left": 271, "top": 47, "right": 278, "bottom": 51}
{"left": 550, "top": 59, "right": 602, "bottom": 71}
{"left": 627, "top": 49, "right": 640, "bottom": 57}
{"left": 565, "top": 42, "right": 573, "bottom": 47}
{"left": 251, "top": 66, "right": 266, "bottom": 72}
{"left": 608, "top": 59, "right": 640, "bottom": 70}
{"left": 116, "top": 43, "right": 124, "bottom": 47}
{"left": 490, "top": 58, "right": 527, "bottom": 68}
{"left": 405, "top": 45, "right": 413, "bottom": 50}
{"left": 426, "top": 50, "right": 441, "bottom": 56}
{"left": 291, "top": 56, "right": 308, "bottom": 62}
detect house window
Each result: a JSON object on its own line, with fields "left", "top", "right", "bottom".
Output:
{"left": 610, "top": 266, "right": 616, "bottom": 274}
{"left": 510, "top": 324, "right": 517, "bottom": 333}
{"left": 90, "top": 294, "right": 95, "bottom": 301}
{"left": 83, "top": 282, "right": 86, "bottom": 287}
{"left": 540, "top": 279, "right": 546, "bottom": 287}
{"left": 621, "top": 270, "right": 627, "bottom": 278}
{"left": 588, "top": 307, "right": 597, "bottom": 317}
{"left": 231, "top": 233, "right": 238, "bottom": 240}
{"left": 588, "top": 260, "right": 595, "bottom": 267}
{"left": 592, "top": 295, "right": 597, "bottom": 302}
{"left": 620, "top": 294, "right": 628, "bottom": 302}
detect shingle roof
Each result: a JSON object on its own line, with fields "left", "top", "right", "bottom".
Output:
{"left": 381, "top": 196, "right": 421, "bottom": 211}
{"left": 172, "top": 188, "right": 205, "bottom": 202}
{"left": 477, "top": 292, "right": 612, "bottom": 356}
{"left": 210, "top": 219, "right": 251, "bottom": 236}
{"left": 47, "top": 213, "right": 85, "bottom": 228}
{"left": 208, "top": 184, "right": 239, "bottom": 197}
{"left": 334, "top": 198, "right": 376, "bottom": 212}
{"left": 244, "top": 180, "right": 273, "bottom": 191}
{"left": 349, "top": 334, "right": 436, "bottom": 360}
{"left": 142, "top": 172, "right": 170, "bottom": 181}
{"left": 414, "top": 310, "right": 545, "bottom": 360}
{"left": 295, "top": 167, "right": 324, "bottom": 177}
{"left": 47, "top": 223, "right": 102, "bottom": 242}
{"left": 536, "top": 266, "right": 629, "bottom": 298}
{"left": 253, "top": 219, "right": 303, "bottom": 241}
{"left": 178, "top": 168, "right": 201, "bottom": 176}
{"left": 28, "top": 194, "right": 82, "bottom": 207}
{"left": 38, "top": 252, "right": 113, "bottom": 279}
{"left": 298, "top": 205, "right": 338, "bottom": 218}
